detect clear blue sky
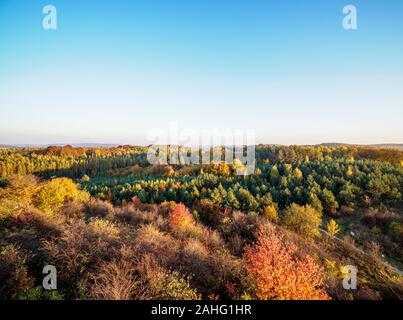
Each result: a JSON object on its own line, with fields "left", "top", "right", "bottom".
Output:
{"left": 0, "top": 0, "right": 402, "bottom": 145}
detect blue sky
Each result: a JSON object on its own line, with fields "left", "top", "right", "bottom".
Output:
{"left": 0, "top": 0, "right": 402, "bottom": 145}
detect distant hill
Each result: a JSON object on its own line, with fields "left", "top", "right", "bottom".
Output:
{"left": 0, "top": 143, "right": 120, "bottom": 148}
{"left": 317, "top": 143, "right": 403, "bottom": 150}
{"left": 2, "top": 142, "right": 403, "bottom": 150}
{"left": 0, "top": 145, "right": 16, "bottom": 149}
{"left": 370, "top": 144, "right": 403, "bottom": 150}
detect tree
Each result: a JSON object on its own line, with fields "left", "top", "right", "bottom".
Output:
{"left": 321, "top": 188, "right": 339, "bottom": 215}
{"left": 224, "top": 190, "right": 240, "bottom": 210}
{"left": 263, "top": 205, "right": 279, "bottom": 222}
{"left": 293, "top": 167, "right": 303, "bottom": 180}
{"left": 308, "top": 192, "right": 323, "bottom": 213}
{"left": 243, "top": 225, "right": 330, "bottom": 300}
{"left": 237, "top": 188, "right": 259, "bottom": 213}
{"left": 283, "top": 203, "right": 322, "bottom": 238}
{"left": 81, "top": 175, "right": 91, "bottom": 183}
{"left": 338, "top": 183, "right": 359, "bottom": 207}
{"left": 168, "top": 203, "right": 195, "bottom": 231}
{"left": 34, "top": 178, "right": 89, "bottom": 214}
{"left": 326, "top": 219, "right": 340, "bottom": 237}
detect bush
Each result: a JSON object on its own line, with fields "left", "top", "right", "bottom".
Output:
{"left": 90, "top": 255, "right": 199, "bottom": 300}
{"left": 88, "top": 218, "right": 120, "bottom": 240}
{"left": 389, "top": 221, "right": 403, "bottom": 240}
{"left": 283, "top": 203, "right": 322, "bottom": 238}
{"left": 90, "top": 259, "right": 144, "bottom": 300}
{"left": 86, "top": 199, "right": 115, "bottom": 218}
{"left": 195, "top": 199, "right": 221, "bottom": 224}
{"left": 16, "top": 286, "right": 64, "bottom": 300}
{"left": 0, "top": 245, "right": 35, "bottom": 298}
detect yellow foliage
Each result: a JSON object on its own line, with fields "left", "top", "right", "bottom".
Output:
{"left": 293, "top": 167, "right": 303, "bottom": 179}
{"left": 0, "top": 175, "right": 40, "bottom": 218}
{"left": 326, "top": 219, "right": 340, "bottom": 237}
{"left": 88, "top": 218, "right": 119, "bottom": 239}
{"left": 263, "top": 205, "right": 279, "bottom": 222}
{"left": 284, "top": 204, "right": 322, "bottom": 238}
{"left": 34, "top": 178, "right": 89, "bottom": 215}
{"left": 325, "top": 259, "right": 348, "bottom": 280}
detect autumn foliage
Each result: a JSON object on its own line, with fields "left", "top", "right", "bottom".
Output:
{"left": 168, "top": 203, "right": 195, "bottom": 231}
{"left": 243, "top": 224, "right": 330, "bottom": 300}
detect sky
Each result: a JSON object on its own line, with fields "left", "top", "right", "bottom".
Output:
{"left": 0, "top": 0, "right": 402, "bottom": 145}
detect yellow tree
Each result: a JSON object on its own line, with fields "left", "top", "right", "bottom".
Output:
{"left": 326, "top": 219, "right": 341, "bottom": 237}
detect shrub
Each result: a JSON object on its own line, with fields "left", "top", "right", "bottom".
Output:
{"left": 389, "top": 221, "right": 403, "bottom": 240}
{"left": 90, "top": 254, "right": 199, "bottom": 300}
{"left": 114, "top": 203, "right": 165, "bottom": 228}
{"left": 81, "top": 175, "right": 91, "bottom": 183}
{"left": 283, "top": 203, "right": 322, "bottom": 238}
{"left": 90, "top": 259, "right": 143, "bottom": 300}
{"left": 88, "top": 218, "right": 120, "bottom": 240}
{"left": 179, "top": 238, "right": 242, "bottom": 298}
{"left": 168, "top": 203, "right": 195, "bottom": 231}
{"left": 195, "top": 199, "right": 221, "bottom": 224}
{"left": 86, "top": 198, "right": 115, "bottom": 218}
{"left": 137, "top": 255, "right": 199, "bottom": 300}
{"left": 16, "top": 286, "right": 64, "bottom": 300}
{"left": 134, "top": 225, "right": 180, "bottom": 267}
{"left": 243, "top": 224, "right": 330, "bottom": 300}
{"left": 0, "top": 245, "right": 35, "bottom": 298}
{"left": 362, "top": 208, "right": 401, "bottom": 228}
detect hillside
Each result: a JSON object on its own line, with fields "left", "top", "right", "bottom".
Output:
{"left": 0, "top": 145, "right": 402, "bottom": 300}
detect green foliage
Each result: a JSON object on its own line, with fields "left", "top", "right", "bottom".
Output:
{"left": 16, "top": 286, "right": 64, "bottom": 300}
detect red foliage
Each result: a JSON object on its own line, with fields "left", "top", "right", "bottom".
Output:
{"left": 243, "top": 224, "right": 330, "bottom": 300}
{"left": 226, "top": 282, "right": 236, "bottom": 295}
{"left": 168, "top": 203, "right": 195, "bottom": 230}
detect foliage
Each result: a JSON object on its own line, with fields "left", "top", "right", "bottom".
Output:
{"left": 326, "top": 219, "right": 341, "bottom": 237}
{"left": 262, "top": 204, "right": 279, "bottom": 222}
{"left": 0, "top": 145, "right": 402, "bottom": 300}
{"left": 283, "top": 204, "right": 322, "bottom": 238}
{"left": 168, "top": 203, "right": 195, "bottom": 231}
{"left": 34, "top": 178, "right": 89, "bottom": 214}
{"left": 243, "top": 225, "right": 330, "bottom": 300}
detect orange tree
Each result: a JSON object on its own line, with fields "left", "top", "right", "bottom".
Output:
{"left": 243, "top": 224, "right": 330, "bottom": 300}
{"left": 168, "top": 203, "right": 195, "bottom": 231}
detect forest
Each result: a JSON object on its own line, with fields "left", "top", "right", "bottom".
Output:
{"left": 0, "top": 144, "right": 402, "bottom": 300}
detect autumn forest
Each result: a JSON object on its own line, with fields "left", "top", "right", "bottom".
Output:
{"left": 0, "top": 144, "right": 402, "bottom": 300}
